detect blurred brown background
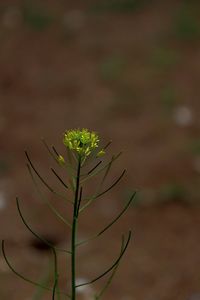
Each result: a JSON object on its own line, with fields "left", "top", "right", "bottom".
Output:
{"left": 1, "top": 0, "right": 200, "bottom": 299}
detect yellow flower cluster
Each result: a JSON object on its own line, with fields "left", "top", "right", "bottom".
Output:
{"left": 63, "top": 128, "right": 103, "bottom": 158}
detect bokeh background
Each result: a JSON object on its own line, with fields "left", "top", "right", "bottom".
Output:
{"left": 1, "top": 1, "right": 200, "bottom": 299}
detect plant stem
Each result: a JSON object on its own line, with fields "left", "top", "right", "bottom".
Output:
{"left": 71, "top": 157, "right": 81, "bottom": 300}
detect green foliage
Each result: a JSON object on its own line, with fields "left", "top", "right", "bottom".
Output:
{"left": 22, "top": 1, "right": 54, "bottom": 31}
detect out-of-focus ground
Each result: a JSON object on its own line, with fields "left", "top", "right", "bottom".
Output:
{"left": 1, "top": 1, "right": 200, "bottom": 299}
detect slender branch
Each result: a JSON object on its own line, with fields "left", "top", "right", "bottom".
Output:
{"left": 51, "top": 168, "right": 69, "bottom": 190}
{"left": 52, "top": 248, "right": 60, "bottom": 300}
{"left": 25, "top": 151, "right": 54, "bottom": 192}
{"left": 27, "top": 164, "right": 71, "bottom": 228}
{"left": 1, "top": 240, "right": 70, "bottom": 298}
{"left": 99, "top": 154, "right": 115, "bottom": 189}
{"left": 96, "top": 169, "right": 126, "bottom": 198}
{"left": 64, "top": 147, "right": 77, "bottom": 191}
{"left": 32, "top": 258, "right": 52, "bottom": 300}
{"left": 41, "top": 138, "right": 58, "bottom": 164}
{"left": 42, "top": 138, "right": 75, "bottom": 181}
{"left": 97, "top": 190, "right": 134, "bottom": 235}
{"left": 52, "top": 277, "right": 58, "bottom": 300}
{"left": 71, "top": 156, "right": 81, "bottom": 300}
{"left": 94, "top": 235, "right": 124, "bottom": 299}
{"left": 52, "top": 146, "right": 59, "bottom": 157}
{"left": 80, "top": 169, "right": 126, "bottom": 212}
{"left": 80, "top": 152, "right": 122, "bottom": 184}
{"left": 84, "top": 141, "right": 112, "bottom": 166}
{"left": 75, "top": 231, "right": 132, "bottom": 288}
{"left": 76, "top": 192, "right": 136, "bottom": 247}
{"left": 102, "top": 140, "right": 112, "bottom": 151}
{"left": 76, "top": 187, "right": 83, "bottom": 218}
{"left": 87, "top": 161, "right": 102, "bottom": 175}
{"left": 94, "top": 262, "right": 119, "bottom": 300}
{"left": 79, "top": 153, "right": 123, "bottom": 214}
{"left": 16, "top": 197, "right": 71, "bottom": 254}
{"left": 25, "top": 151, "right": 67, "bottom": 202}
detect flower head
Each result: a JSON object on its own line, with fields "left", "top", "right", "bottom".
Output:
{"left": 63, "top": 128, "right": 100, "bottom": 158}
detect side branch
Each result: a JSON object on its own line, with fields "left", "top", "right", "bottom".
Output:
{"left": 16, "top": 197, "right": 71, "bottom": 254}
{"left": 75, "top": 231, "right": 132, "bottom": 288}
{"left": 25, "top": 151, "right": 54, "bottom": 193}
{"left": 1, "top": 240, "right": 70, "bottom": 298}
{"left": 51, "top": 168, "right": 69, "bottom": 190}
{"left": 80, "top": 169, "right": 126, "bottom": 212}
{"left": 27, "top": 164, "right": 71, "bottom": 227}
{"left": 77, "top": 192, "right": 136, "bottom": 247}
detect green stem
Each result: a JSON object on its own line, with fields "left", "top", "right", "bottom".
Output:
{"left": 71, "top": 157, "right": 81, "bottom": 300}
{"left": 52, "top": 248, "right": 60, "bottom": 300}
